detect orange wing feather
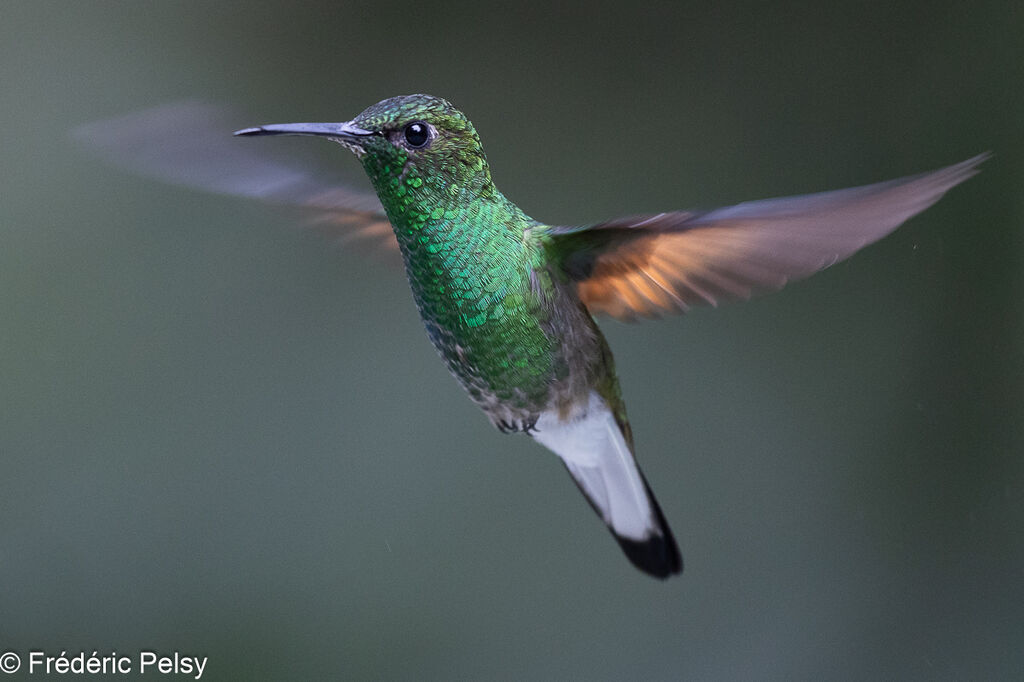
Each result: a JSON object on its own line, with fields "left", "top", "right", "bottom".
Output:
{"left": 555, "top": 155, "right": 987, "bottom": 320}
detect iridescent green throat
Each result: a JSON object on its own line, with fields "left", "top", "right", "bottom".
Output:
{"left": 358, "top": 139, "right": 561, "bottom": 412}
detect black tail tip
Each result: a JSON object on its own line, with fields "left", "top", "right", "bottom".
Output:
{"left": 615, "top": 533, "right": 683, "bottom": 579}
{"left": 616, "top": 473, "right": 683, "bottom": 579}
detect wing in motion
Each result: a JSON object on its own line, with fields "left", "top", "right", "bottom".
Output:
{"left": 73, "top": 101, "right": 396, "bottom": 250}
{"left": 548, "top": 154, "right": 988, "bottom": 320}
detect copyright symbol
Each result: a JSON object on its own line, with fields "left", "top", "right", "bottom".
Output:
{"left": 0, "top": 652, "right": 20, "bottom": 674}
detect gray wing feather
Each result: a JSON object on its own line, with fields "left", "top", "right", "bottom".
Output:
{"left": 550, "top": 154, "right": 988, "bottom": 319}
{"left": 73, "top": 101, "right": 394, "bottom": 246}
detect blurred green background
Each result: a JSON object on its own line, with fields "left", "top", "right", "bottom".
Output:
{"left": 2, "top": 1, "right": 1022, "bottom": 679}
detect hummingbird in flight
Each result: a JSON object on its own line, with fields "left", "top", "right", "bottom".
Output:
{"left": 80, "top": 95, "right": 985, "bottom": 579}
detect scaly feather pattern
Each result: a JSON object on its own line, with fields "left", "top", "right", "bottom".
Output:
{"left": 77, "top": 94, "right": 984, "bottom": 579}
{"left": 352, "top": 96, "right": 566, "bottom": 424}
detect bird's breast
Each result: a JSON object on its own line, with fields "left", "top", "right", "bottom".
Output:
{"left": 390, "top": 210, "right": 564, "bottom": 413}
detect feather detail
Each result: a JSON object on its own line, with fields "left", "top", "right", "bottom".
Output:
{"left": 549, "top": 154, "right": 988, "bottom": 320}
{"left": 532, "top": 391, "right": 682, "bottom": 578}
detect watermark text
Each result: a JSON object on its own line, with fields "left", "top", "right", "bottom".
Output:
{"left": 0, "top": 650, "right": 207, "bottom": 678}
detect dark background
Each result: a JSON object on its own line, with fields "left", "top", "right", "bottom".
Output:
{"left": 2, "top": 1, "right": 1022, "bottom": 679}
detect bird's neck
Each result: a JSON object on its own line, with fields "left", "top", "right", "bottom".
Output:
{"left": 370, "top": 161, "right": 548, "bottom": 333}
{"left": 363, "top": 153, "right": 526, "bottom": 255}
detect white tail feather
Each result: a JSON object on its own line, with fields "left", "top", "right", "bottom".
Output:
{"left": 532, "top": 392, "right": 657, "bottom": 541}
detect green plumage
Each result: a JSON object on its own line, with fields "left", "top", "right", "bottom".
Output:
{"left": 352, "top": 95, "right": 604, "bottom": 428}
{"left": 228, "top": 92, "right": 982, "bottom": 579}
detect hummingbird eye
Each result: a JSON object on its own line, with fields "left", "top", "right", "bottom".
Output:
{"left": 403, "top": 121, "right": 430, "bottom": 148}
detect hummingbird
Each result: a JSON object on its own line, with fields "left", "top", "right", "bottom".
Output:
{"left": 79, "top": 96, "right": 985, "bottom": 579}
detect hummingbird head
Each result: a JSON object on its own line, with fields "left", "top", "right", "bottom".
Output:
{"left": 235, "top": 94, "right": 494, "bottom": 206}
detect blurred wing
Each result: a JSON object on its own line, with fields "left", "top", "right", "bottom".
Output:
{"left": 73, "top": 100, "right": 396, "bottom": 251}
{"left": 548, "top": 154, "right": 988, "bottom": 320}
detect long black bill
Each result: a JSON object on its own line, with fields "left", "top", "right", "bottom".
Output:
{"left": 233, "top": 121, "right": 374, "bottom": 139}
